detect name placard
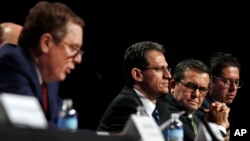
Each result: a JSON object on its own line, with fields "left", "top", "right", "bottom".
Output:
{"left": 0, "top": 93, "right": 48, "bottom": 129}
{"left": 123, "top": 114, "right": 165, "bottom": 141}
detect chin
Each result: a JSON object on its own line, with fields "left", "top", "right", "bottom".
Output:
{"left": 162, "top": 89, "right": 169, "bottom": 93}
{"left": 226, "top": 101, "right": 233, "bottom": 105}
{"left": 189, "top": 105, "right": 198, "bottom": 111}
{"left": 58, "top": 74, "right": 66, "bottom": 81}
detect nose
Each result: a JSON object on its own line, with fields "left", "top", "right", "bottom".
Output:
{"left": 74, "top": 53, "right": 82, "bottom": 64}
{"left": 163, "top": 69, "right": 172, "bottom": 79}
{"left": 191, "top": 89, "right": 200, "bottom": 97}
{"left": 229, "top": 83, "right": 238, "bottom": 90}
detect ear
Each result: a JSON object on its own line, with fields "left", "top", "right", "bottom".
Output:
{"left": 169, "top": 79, "right": 176, "bottom": 93}
{"left": 131, "top": 68, "right": 143, "bottom": 82}
{"left": 170, "top": 79, "right": 177, "bottom": 91}
{"left": 39, "top": 33, "right": 53, "bottom": 53}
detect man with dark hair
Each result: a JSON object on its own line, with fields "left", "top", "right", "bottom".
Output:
{"left": 97, "top": 41, "right": 171, "bottom": 139}
{"left": 159, "top": 59, "right": 230, "bottom": 141}
{"left": 196, "top": 52, "right": 242, "bottom": 139}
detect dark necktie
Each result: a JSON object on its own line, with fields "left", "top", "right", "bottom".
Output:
{"left": 41, "top": 83, "right": 48, "bottom": 113}
{"left": 189, "top": 114, "right": 198, "bottom": 134}
{"left": 152, "top": 107, "right": 160, "bottom": 125}
{"left": 152, "top": 107, "right": 168, "bottom": 139}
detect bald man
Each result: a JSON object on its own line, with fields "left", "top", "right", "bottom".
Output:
{"left": 0, "top": 22, "right": 23, "bottom": 47}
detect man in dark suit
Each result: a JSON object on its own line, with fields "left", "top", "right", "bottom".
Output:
{"left": 159, "top": 59, "right": 230, "bottom": 141}
{"left": 97, "top": 41, "right": 172, "bottom": 139}
{"left": 0, "top": 1, "right": 85, "bottom": 126}
{"left": 196, "top": 52, "right": 242, "bottom": 140}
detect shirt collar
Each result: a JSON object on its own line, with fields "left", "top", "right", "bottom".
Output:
{"left": 134, "top": 88, "right": 156, "bottom": 116}
{"left": 34, "top": 64, "right": 42, "bottom": 85}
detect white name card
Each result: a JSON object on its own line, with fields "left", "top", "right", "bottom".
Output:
{"left": 123, "top": 114, "right": 165, "bottom": 141}
{"left": 0, "top": 93, "right": 48, "bottom": 129}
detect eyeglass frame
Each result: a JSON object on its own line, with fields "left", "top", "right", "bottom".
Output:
{"left": 213, "top": 76, "right": 243, "bottom": 89}
{"left": 176, "top": 80, "right": 209, "bottom": 97}
{"left": 141, "top": 66, "right": 171, "bottom": 74}
{"left": 59, "top": 40, "right": 84, "bottom": 58}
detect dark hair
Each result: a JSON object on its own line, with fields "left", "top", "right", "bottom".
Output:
{"left": 123, "top": 41, "right": 165, "bottom": 86}
{"left": 173, "top": 59, "right": 211, "bottom": 81}
{"left": 18, "top": 1, "right": 84, "bottom": 49}
{"left": 208, "top": 52, "right": 241, "bottom": 77}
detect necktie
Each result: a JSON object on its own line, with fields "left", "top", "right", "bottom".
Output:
{"left": 189, "top": 114, "right": 198, "bottom": 134}
{"left": 152, "top": 107, "right": 168, "bottom": 139}
{"left": 152, "top": 107, "right": 160, "bottom": 125}
{"left": 41, "top": 83, "right": 48, "bottom": 113}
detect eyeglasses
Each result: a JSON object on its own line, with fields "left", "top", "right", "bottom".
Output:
{"left": 60, "top": 40, "right": 84, "bottom": 58}
{"left": 177, "top": 80, "right": 209, "bottom": 97}
{"left": 213, "top": 76, "right": 243, "bottom": 89}
{"left": 141, "top": 66, "right": 171, "bottom": 74}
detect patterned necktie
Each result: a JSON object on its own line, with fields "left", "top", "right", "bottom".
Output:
{"left": 189, "top": 114, "right": 198, "bottom": 134}
{"left": 152, "top": 107, "right": 160, "bottom": 125}
{"left": 41, "top": 83, "right": 48, "bottom": 113}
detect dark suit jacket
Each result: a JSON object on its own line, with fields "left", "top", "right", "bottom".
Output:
{"left": 195, "top": 94, "right": 214, "bottom": 121}
{"left": 159, "top": 94, "right": 200, "bottom": 141}
{"left": 97, "top": 86, "right": 170, "bottom": 136}
{"left": 0, "top": 44, "right": 61, "bottom": 126}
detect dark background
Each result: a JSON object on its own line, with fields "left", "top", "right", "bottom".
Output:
{"left": 1, "top": 1, "right": 249, "bottom": 140}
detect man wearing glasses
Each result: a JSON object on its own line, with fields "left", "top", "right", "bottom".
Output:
{"left": 0, "top": 1, "right": 84, "bottom": 126}
{"left": 159, "top": 59, "right": 230, "bottom": 141}
{"left": 196, "top": 52, "right": 242, "bottom": 139}
{"left": 97, "top": 41, "right": 172, "bottom": 140}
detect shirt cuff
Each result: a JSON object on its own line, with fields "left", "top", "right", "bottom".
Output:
{"left": 217, "top": 125, "right": 227, "bottom": 135}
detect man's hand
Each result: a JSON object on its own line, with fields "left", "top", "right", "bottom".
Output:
{"left": 205, "top": 101, "right": 230, "bottom": 129}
